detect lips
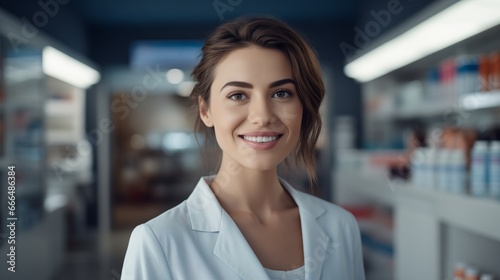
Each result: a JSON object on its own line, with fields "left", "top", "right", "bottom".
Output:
{"left": 238, "top": 132, "right": 283, "bottom": 142}
{"left": 238, "top": 131, "right": 283, "bottom": 137}
{"left": 238, "top": 131, "right": 284, "bottom": 150}
{"left": 241, "top": 135, "right": 282, "bottom": 143}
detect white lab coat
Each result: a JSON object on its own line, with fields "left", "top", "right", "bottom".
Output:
{"left": 121, "top": 176, "right": 365, "bottom": 280}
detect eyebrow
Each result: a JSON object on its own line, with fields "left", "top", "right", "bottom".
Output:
{"left": 220, "top": 78, "right": 295, "bottom": 92}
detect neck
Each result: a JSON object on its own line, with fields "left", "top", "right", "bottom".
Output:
{"left": 209, "top": 155, "right": 295, "bottom": 220}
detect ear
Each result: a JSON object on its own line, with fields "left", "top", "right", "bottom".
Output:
{"left": 199, "top": 96, "right": 214, "bottom": 127}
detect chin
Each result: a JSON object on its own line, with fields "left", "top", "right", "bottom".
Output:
{"left": 238, "top": 154, "right": 286, "bottom": 172}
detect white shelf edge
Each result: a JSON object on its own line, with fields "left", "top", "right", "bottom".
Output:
{"left": 45, "top": 101, "right": 76, "bottom": 115}
{"left": 462, "top": 91, "right": 500, "bottom": 110}
{"left": 335, "top": 170, "right": 500, "bottom": 242}
{"left": 45, "top": 131, "right": 82, "bottom": 145}
{"left": 334, "top": 169, "right": 397, "bottom": 207}
{"left": 368, "top": 90, "right": 500, "bottom": 119}
{"left": 398, "top": 186, "right": 500, "bottom": 242}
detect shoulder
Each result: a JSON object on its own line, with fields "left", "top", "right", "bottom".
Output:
{"left": 132, "top": 200, "right": 192, "bottom": 241}
{"left": 293, "top": 188, "right": 359, "bottom": 230}
{"left": 280, "top": 177, "right": 357, "bottom": 228}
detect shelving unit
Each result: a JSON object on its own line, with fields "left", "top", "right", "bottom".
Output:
{"left": 0, "top": 8, "right": 99, "bottom": 280}
{"left": 335, "top": 168, "right": 397, "bottom": 207}
{"left": 335, "top": 163, "right": 500, "bottom": 279}
{"left": 335, "top": 169, "right": 500, "bottom": 242}
{"left": 336, "top": 1, "right": 500, "bottom": 279}
{"left": 45, "top": 76, "right": 85, "bottom": 145}
{"left": 401, "top": 186, "right": 500, "bottom": 242}
{"left": 0, "top": 45, "right": 46, "bottom": 235}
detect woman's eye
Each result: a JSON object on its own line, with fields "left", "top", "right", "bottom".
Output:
{"left": 228, "top": 93, "right": 247, "bottom": 101}
{"left": 272, "top": 90, "right": 292, "bottom": 98}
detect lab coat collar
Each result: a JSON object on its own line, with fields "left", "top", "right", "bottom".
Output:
{"left": 186, "top": 175, "right": 331, "bottom": 280}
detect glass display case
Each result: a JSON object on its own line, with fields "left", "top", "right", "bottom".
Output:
{"left": 0, "top": 37, "right": 45, "bottom": 240}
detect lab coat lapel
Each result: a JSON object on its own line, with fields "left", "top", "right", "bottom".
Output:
{"left": 213, "top": 211, "right": 270, "bottom": 280}
{"left": 187, "top": 176, "right": 269, "bottom": 279}
{"left": 300, "top": 208, "right": 331, "bottom": 280}
{"left": 188, "top": 176, "right": 334, "bottom": 280}
{"left": 187, "top": 176, "right": 222, "bottom": 232}
{"left": 279, "top": 178, "right": 332, "bottom": 280}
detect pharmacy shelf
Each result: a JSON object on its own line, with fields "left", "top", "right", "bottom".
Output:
{"left": 45, "top": 131, "right": 81, "bottom": 145}
{"left": 45, "top": 100, "right": 75, "bottom": 115}
{"left": 370, "top": 91, "right": 500, "bottom": 120}
{"left": 398, "top": 185, "right": 500, "bottom": 243}
{"left": 334, "top": 169, "right": 398, "bottom": 207}
{"left": 335, "top": 170, "right": 500, "bottom": 242}
{"left": 462, "top": 91, "right": 500, "bottom": 110}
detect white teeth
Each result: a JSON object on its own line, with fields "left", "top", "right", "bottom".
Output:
{"left": 242, "top": 135, "right": 279, "bottom": 143}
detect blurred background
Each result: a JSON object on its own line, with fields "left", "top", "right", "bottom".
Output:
{"left": 0, "top": 0, "right": 499, "bottom": 279}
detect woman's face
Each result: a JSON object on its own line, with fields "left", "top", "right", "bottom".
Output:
{"left": 200, "top": 45, "right": 303, "bottom": 171}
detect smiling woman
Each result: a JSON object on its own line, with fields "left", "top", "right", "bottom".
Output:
{"left": 121, "top": 16, "right": 366, "bottom": 280}
{"left": 199, "top": 45, "right": 304, "bottom": 174}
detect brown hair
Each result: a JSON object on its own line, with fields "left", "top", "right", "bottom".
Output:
{"left": 190, "top": 16, "right": 325, "bottom": 189}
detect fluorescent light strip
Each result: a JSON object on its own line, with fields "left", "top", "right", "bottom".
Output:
{"left": 345, "top": 0, "right": 500, "bottom": 82}
{"left": 42, "top": 46, "right": 100, "bottom": 89}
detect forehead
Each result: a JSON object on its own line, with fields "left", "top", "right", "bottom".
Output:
{"left": 212, "top": 45, "right": 293, "bottom": 87}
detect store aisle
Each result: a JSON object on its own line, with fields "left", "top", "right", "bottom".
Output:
{"left": 52, "top": 230, "right": 132, "bottom": 280}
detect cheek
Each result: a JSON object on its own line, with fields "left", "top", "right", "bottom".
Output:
{"left": 278, "top": 102, "right": 303, "bottom": 130}
{"left": 211, "top": 103, "right": 245, "bottom": 135}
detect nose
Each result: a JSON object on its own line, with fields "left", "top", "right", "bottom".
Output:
{"left": 247, "top": 96, "right": 276, "bottom": 126}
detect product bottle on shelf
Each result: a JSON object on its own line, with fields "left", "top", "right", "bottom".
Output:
{"left": 454, "top": 262, "right": 467, "bottom": 280}
{"left": 479, "top": 54, "right": 491, "bottom": 91}
{"left": 450, "top": 149, "right": 467, "bottom": 194}
{"left": 427, "top": 148, "right": 438, "bottom": 189}
{"left": 411, "top": 147, "right": 425, "bottom": 188}
{"left": 466, "top": 267, "right": 480, "bottom": 280}
{"left": 470, "top": 141, "right": 489, "bottom": 197}
{"left": 456, "top": 56, "right": 468, "bottom": 96}
{"left": 425, "top": 68, "right": 440, "bottom": 101}
{"left": 480, "top": 274, "right": 495, "bottom": 280}
{"left": 489, "top": 141, "right": 500, "bottom": 199}
{"left": 456, "top": 55, "right": 479, "bottom": 95}
{"left": 437, "top": 149, "right": 451, "bottom": 192}
{"left": 441, "top": 58, "right": 457, "bottom": 102}
{"left": 490, "top": 52, "right": 500, "bottom": 90}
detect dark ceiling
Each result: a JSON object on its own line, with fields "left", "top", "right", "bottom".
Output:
{"left": 0, "top": 0, "right": 437, "bottom": 67}
{"left": 69, "top": 0, "right": 360, "bottom": 25}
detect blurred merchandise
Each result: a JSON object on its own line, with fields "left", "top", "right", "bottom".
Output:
{"left": 449, "top": 149, "right": 467, "bottom": 194}
{"left": 0, "top": 114, "right": 4, "bottom": 156}
{"left": 13, "top": 108, "right": 43, "bottom": 161}
{"left": 456, "top": 55, "right": 480, "bottom": 96}
{"left": 425, "top": 68, "right": 440, "bottom": 101}
{"left": 489, "top": 141, "right": 500, "bottom": 199}
{"left": 397, "top": 80, "right": 424, "bottom": 109}
{"left": 344, "top": 205, "right": 394, "bottom": 280}
{"left": 440, "top": 58, "right": 456, "bottom": 100}
{"left": 452, "top": 262, "right": 497, "bottom": 280}
{"left": 470, "top": 141, "right": 489, "bottom": 197}
{"left": 436, "top": 148, "right": 451, "bottom": 192}
{"left": 454, "top": 262, "right": 467, "bottom": 280}
{"left": 479, "top": 54, "right": 491, "bottom": 92}
{"left": 466, "top": 267, "right": 480, "bottom": 280}
{"left": 411, "top": 147, "right": 429, "bottom": 188}
{"left": 491, "top": 52, "right": 500, "bottom": 90}
{"left": 401, "top": 125, "right": 500, "bottom": 201}
{"left": 0, "top": 40, "right": 4, "bottom": 102}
